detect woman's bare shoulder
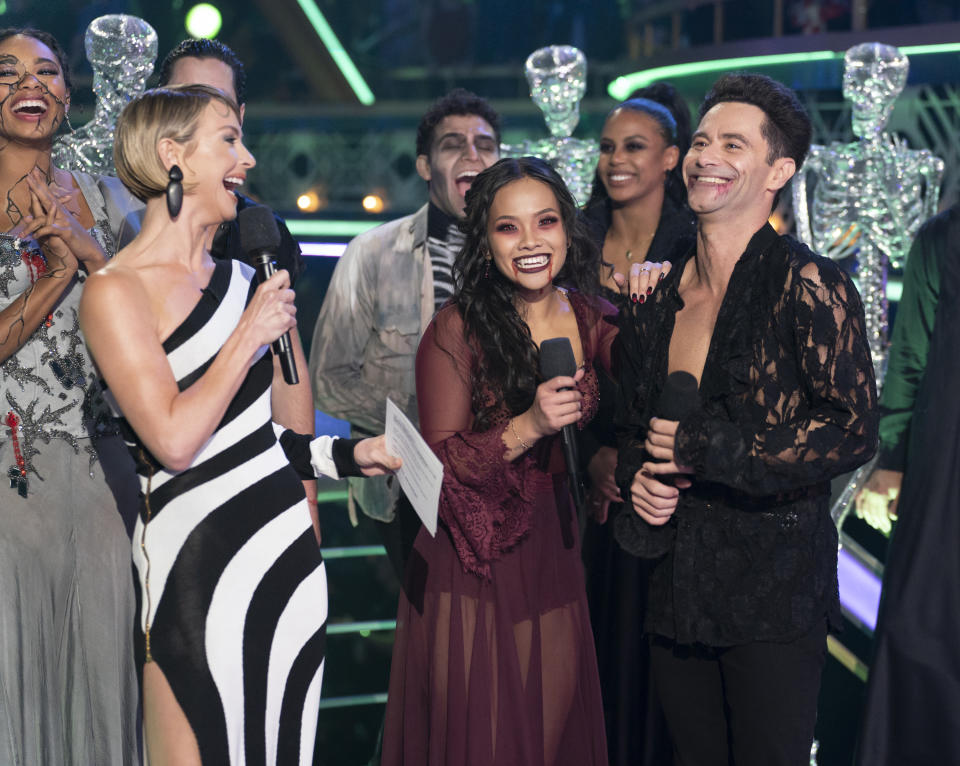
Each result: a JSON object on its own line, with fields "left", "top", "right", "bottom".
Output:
{"left": 82, "top": 257, "right": 150, "bottom": 315}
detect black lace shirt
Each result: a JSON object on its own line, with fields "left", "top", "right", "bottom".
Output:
{"left": 614, "top": 223, "right": 878, "bottom": 646}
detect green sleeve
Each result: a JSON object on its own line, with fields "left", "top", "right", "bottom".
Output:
{"left": 876, "top": 215, "right": 945, "bottom": 470}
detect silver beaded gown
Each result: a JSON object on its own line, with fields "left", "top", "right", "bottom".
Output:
{"left": 0, "top": 173, "right": 141, "bottom": 766}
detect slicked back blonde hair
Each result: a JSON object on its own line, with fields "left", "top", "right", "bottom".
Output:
{"left": 114, "top": 84, "right": 241, "bottom": 201}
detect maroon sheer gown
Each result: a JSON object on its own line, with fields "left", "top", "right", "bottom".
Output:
{"left": 382, "top": 290, "right": 614, "bottom": 766}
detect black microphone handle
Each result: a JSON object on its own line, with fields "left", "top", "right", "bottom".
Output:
{"left": 652, "top": 370, "right": 699, "bottom": 486}
{"left": 273, "top": 330, "right": 299, "bottom": 386}
{"left": 560, "top": 423, "right": 585, "bottom": 510}
{"left": 537, "top": 337, "right": 586, "bottom": 518}
{"left": 253, "top": 253, "right": 299, "bottom": 385}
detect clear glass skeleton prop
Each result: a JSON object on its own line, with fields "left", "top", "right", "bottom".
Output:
{"left": 502, "top": 46, "right": 598, "bottom": 205}
{"left": 791, "top": 43, "right": 943, "bottom": 527}
{"left": 53, "top": 15, "right": 158, "bottom": 175}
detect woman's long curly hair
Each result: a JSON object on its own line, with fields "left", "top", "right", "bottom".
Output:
{"left": 453, "top": 156, "right": 600, "bottom": 430}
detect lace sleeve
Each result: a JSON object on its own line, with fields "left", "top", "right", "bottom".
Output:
{"left": 676, "top": 261, "right": 879, "bottom": 495}
{"left": 612, "top": 300, "right": 653, "bottom": 497}
{"left": 611, "top": 316, "right": 677, "bottom": 558}
{"left": 416, "top": 308, "right": 537, "bottom": 579}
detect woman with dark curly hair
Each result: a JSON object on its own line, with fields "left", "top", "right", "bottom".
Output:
{"left": 381, "top": 156, "right": 615, "bottom": 765}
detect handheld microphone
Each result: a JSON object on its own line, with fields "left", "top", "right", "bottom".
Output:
{"left": 612, "top": 370, "right": 699, "bottom": 558}
{"left": 237, "top": 205, "right": 299, "bottom": 385}
{"left": 539, "top": 337, "right": 585, "bottom": 514}
{"left": 654, "top": 370, "right": 698, "bottom": 480}
{"left": 657, "top": 370, "right": 699, "bottom": 422}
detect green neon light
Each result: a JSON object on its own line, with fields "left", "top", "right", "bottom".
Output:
{"left": 609, "top": 51, "right": 838, "bottom": 99}
{"left": 317, "top": 692, "right": 388, "bottom": 710}
{"left": 185, "top": 3, "right": 223, "bottom": 39}
{"left": 900, "top": 42, "right": 960, "bottom": 55}
{"left": 321, "top": 545, "right": 387, "bottom": 559}
{"left": 294, "top": 0, "right": 375, "bottom": 105}
{"left": 851, "top": 277, "right": 902, "bottom": 303}
{"left": 887, "top": 278, "right": 902, "bottom": 303}
{"left": 326, "top": 619, "right": 396, "bottom": 635}
{"left": 287, "top": 219, "right": 380, "bottom": 237}
{"left": 610, "top": 42, "right": 960, "bottom": 100}
{"left": 315, "top": 488, "right": 349, "bottom": 503}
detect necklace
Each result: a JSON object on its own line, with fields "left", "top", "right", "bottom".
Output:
{"left": 624, "top": 230, "right": 656, "bottom": 261}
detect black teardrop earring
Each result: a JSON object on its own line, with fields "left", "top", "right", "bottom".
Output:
{"left": 166, "top": 165, "right": 183, "bottom": 218}
{"left": 484, "top": 257, "right": 491, "bottom": 279}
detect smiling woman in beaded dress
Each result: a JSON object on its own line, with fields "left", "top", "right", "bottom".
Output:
{"left": 0, "top": 27, "right": 141, "bottom": 766}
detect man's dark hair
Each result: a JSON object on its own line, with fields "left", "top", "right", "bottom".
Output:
{"left": 157, "top": 39, "right": 247, "bottom": 105}
{"left": 416, "top": 88, "right": 501, "bottom": 157}
{"left": 699, "top": 73, "right": 811, "bottom": 170}
{"left": 699, "top": 74, "right": 811, "bottom": 209}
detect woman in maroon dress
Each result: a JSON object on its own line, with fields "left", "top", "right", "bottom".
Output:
{"left": 382, "top": 157, "right": 613, "bottom": 765}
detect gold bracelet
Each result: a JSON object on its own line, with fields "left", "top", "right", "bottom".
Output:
{"left": 510, "top": 419, "right": 531, "bottom": 451}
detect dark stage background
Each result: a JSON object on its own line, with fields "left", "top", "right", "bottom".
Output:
{"left": 8, "top": 0, "right": 960, "bottom": 761}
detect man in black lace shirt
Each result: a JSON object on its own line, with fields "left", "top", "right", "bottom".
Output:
{"left": 613, "top": 74, "right": 878, "bottom": 765}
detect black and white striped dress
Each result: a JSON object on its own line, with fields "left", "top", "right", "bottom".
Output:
{"left": 117, "top": 259, "right": 327, "bottom": 764}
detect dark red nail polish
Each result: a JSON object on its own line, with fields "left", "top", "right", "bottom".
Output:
{"left": 646, "top": 286, "right": 653, "bottom": 295}
{"left": 658, "top": 272, "right": 665, "bottom": 281}
{"left": 638, "top": 294, "right": 646, "bottom": 304}
{"left": 631, "top": 293, "right": 638, "bottom": 303}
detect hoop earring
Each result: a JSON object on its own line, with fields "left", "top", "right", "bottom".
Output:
{"left": 54, "top": 102, "right": 74, "bottom": 135}
{"left": 166, "top": 165, "right": 183, "bottom": 218}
